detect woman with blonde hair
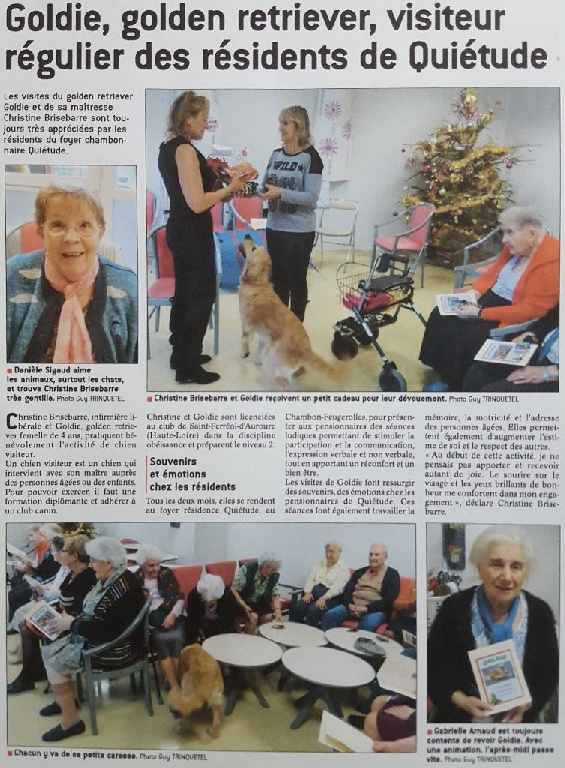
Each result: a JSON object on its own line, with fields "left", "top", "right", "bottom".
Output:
{"left": 260, "top": 105, "right": 324, "bottom": 321}
{"left": 158, "top": 90, "right": 249, "bottom": 384}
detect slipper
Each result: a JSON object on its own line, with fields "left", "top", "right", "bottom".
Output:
{"left": 42, "top": 720, "right": 86, "bottom": 742}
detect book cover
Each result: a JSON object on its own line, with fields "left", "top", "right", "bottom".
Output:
{"left": 468, "top": 640, "right": 532, "bottom": 715}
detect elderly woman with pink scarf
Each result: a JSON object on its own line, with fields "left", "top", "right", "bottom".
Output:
{"left": 7, "top": 185, "right": 137, "bottom": 364}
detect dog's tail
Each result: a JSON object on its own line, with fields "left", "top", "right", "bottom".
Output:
{"left": 302, "top": 350, "right": 348, "bottom": 380}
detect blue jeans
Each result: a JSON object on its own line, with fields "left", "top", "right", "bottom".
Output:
{"left": 289, "top": 585, "right": 341, "bottom": 627}
{"left": 321, "top": 605, "right": 386, "bottom": 632}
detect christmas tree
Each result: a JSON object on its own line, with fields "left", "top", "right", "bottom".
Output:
{"left": 402, "top": 88, "right": 524, "bottom": 266}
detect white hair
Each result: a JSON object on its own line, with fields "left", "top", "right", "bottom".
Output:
{"left": 135, "top": 543, "right": 166, "bottom": 566}
{"left": 500, "top": 206, "right": 545, "bottom": 231}
{"left": 197, "top": 573, "right": 225, "bottom": 602}
{"left": 258, "top": 551, "right": 281, "bottom": 568}
{"left": 39, "top": 523, "right": 63, "bottom": 542}
{"left": 85, "top": 537, "right": 127, "bottom": 569}
{"left": 470, "top": 526, "right": 535, "bottom": 578}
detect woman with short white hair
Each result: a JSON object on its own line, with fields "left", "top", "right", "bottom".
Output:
{"left": 134, "top": 544, "right": 184, "bottom": 694}
{"left": 428, "top": 525, "right": 558, "bottom": 723}
{"left": 185, "top": 573, "right": 239, "bottom": 644}
{"left": 420, "top": 206, "right": 559, "bottom": 391}
{"left": 39, "top": 537, "right": 145, "bottom": 742}
{"left": 289, "top": 542, "right": 350, "bottom": 627}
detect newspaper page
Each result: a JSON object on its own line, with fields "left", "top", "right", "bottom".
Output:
{"left": 1, "top": 0, "right": 563, "bottom": 766}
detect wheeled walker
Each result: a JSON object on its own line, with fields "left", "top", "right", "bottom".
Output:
{"left": 331, "top": 252, "right": 427, "bottom": 391}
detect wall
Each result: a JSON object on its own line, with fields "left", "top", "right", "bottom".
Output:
{"left": 7, "top": 521, "right": 415, "bottom": 589}
{"left": 146, "top": 87, "right": 559, "bottom": 248}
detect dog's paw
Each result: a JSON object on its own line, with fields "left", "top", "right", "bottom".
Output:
{"left": 241, "top": 352, "right": 250, "bottom": 359}
{"left": 207, "top": 725, "right": 221, "bottom": 739}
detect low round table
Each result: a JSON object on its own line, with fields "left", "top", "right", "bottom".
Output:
{"left": 203, "top": 633, "right": 282, "bottom": 715}
{"left": 259, "top": 620, "right": 327, "bottom": 647}
{"left": 325, "top": 628, "right": 403, "bottom": 658}
{"left": 282, "top": 646, "right": 375, "bottom": 729}
{"left": 259, "top": 620, "right": 327, "bottom": 691}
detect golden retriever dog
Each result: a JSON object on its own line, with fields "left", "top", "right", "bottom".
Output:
{"left": 239, "top": 235, "right": 343, "bottom": 390}
{"left": 168, "top": 644, "right": 224, "bottom": 738}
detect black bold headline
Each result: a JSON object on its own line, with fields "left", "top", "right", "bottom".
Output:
{"left": 3, "top": 2, "right": 548, "bottom": 80}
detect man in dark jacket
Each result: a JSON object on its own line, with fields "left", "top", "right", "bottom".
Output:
{"left": 321, "top": 544, "right": 400, "bottom": 631}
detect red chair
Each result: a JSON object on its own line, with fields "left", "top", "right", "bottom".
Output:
{"left": 146, "top": 191, "right": 156, "bottom": 231}
{"left": 376, "top": 576, "right": 416, "bottom": 636}
{"left": 372, "top": 203, "right": 435, "bottom": 287}
{"left": 231, "top": 197, "right": 264, "bottom": 231}
{"left": 172, "top": 565, "right": 203, "bottom": 602}
{"left": 147, "top": 225, "right": 175, "bottom": 335}
{"left": 211, "top": 203, "right": 225, "bottom": 232}
{"left": 147, "top": 224, "right": 221, "bottom": 358}
{"left": 5, "top": 221, "right": 44, "bottom": 258}
{"left": 205, "top": 560, "right": 237, "bottom": 587}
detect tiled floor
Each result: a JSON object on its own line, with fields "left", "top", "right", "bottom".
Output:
{"left": 147, "top": 249, "right": 454, "bottom": 393}
{"left": 6, "top": 634, "right": 369, "bottom": 752}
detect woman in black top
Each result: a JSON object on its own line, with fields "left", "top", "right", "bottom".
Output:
{"left": 158, "top": 91, "right": 248, "bottom": 384}
{"left": 7, "top": 534, "right": 97, "bottom": 696}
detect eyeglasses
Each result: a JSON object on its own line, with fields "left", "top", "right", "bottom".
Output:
{"left": 44, "top": 221, "right": 100, "bottom": 238}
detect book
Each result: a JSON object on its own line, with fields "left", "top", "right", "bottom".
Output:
{"left": 436, "top": 292, "right": 478, "bottom": 315}
{"left": 474, "top": 339, "right": 538, "bottom": 366}
{"left": 468, "top": 640, "right": 532, "bottom": 716}
{"left": 7, "top": 542, "right": 28, "bottom": 561}
{"left": 318, "top": 711, "right": 373, "bottom": 752}
{"left": 24, "top": 601, "right": 61, "bottom": 641}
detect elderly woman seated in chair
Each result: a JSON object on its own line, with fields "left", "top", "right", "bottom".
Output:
{"left": 185, "top": 573, "right": 239, "bottom": 644}
{"left": 133, "top": 544, "right": 185, "bottom": 693}
{"left": 39, "top": 537, "right": 145, "bottom": 742}
{"left": 420, "top": 207, "right": 559, "bottom": 392}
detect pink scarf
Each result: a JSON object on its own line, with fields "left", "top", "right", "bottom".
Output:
{"left": 44, "top": 258, "right": 99, "bottom": 363}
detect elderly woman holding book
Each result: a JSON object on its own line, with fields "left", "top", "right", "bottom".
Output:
{"left": 7, "top": 534, "right": 96, "bottom": 695}
{"left": 8, "top": 523, "right": 62, "bottom": 624}
{"left": 427, "top": 526, "right": 558, "bottom": 723}
{"left": 420, "top": 207, "right": 559, "bottom": 392}
{"left": 38, "top": 537, "right": 145, "bottom": 742}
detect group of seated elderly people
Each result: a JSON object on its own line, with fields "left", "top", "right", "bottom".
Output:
{"left": 7, "top": 535, "right": 403, "bottom": 744}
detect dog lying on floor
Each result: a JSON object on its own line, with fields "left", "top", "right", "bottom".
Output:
{"left": 239, "top": 235, "right": 344, "bottom": 390}
{"left": 168, "top": 644, "right": 224, "bottom": 738}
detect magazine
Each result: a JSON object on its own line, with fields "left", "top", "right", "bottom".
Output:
{"left": 24, "top": 601, "right": 61, "bottom": 642}
{"left": 474, "top": 339, "right": 538, "bottom": 366}
{"left": 436, "top": 292, "right": 478, "bottom": 315}
{"left": 468, "top": 640, "right": 532, "bottom": 716}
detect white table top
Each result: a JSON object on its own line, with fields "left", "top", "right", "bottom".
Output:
{"left": 203, "top": 633, "right": 282, "bottom": 668}
{"left": 282, "top": 646, "right": 374, "bottom": 689}
{"left": 325, "top": 628, "right": 403, "bottom": 658}
{"left": 259, "top": 621, "right": 327, "bottom": 648}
